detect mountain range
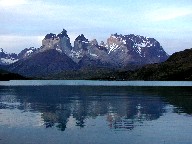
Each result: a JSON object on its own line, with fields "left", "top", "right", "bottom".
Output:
{"left": 0, "top": 29, "right": 169, "bottom": 78}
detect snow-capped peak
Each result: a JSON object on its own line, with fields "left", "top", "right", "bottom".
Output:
{"left": 104, "top": 33, "right": 160, "bottom": 57}
{"left": 0, "top": 48, "right": 19, "bottom": 65}
{"left": 18, "top": 47, "right": 37, "bottom": 59}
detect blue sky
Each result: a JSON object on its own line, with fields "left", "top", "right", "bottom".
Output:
{"left": 0, "top": 0, "right": 192, "bottom": 54}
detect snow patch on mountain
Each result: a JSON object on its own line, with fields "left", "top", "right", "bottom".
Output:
{"left": 1, "top": 58, "right": 18, "bottom": 64}
{"left": 0, "top": 47, "right": 38, "bottom": 65}
{"left": 26, "top": 50, "right": 33, "bottom": 54}
{"left": 108, "top": 43, "right": 120, "bottom": 54}
{"left": 0, "top": 48, "right": 19, "bottom": 65}
{"left": 135, "top": 43, "right": 147, "bottom": 47}
{"left": 70, "top": 50, "right": 83, "bottom": 58}
{"left": 56, "top": 48, "right": 62, "bottom": 53}
{"left": 89, "top": 53, "right": 98, "bottom": 57}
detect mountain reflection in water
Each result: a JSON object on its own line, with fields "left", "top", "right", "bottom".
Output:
{"left": 0, "top": 86, "right": 191, "bottom": 132}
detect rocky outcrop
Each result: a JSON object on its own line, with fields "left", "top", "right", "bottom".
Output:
{"left": 41, "top": 29, "right": 72, "bottom": 54}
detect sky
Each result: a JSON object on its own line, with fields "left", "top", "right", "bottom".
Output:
{"left": 0, "top": 0, "right": 192, "bottom": 54}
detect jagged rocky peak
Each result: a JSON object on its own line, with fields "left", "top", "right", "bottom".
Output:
{"left": 73, "top": 34, "right": 89, "bottom": 51}
{"left": 90, "top": 39, "right": 98, "bottom": 45}
{"left": 75, "top": 34, "right": 89, "bottom": 42}
{"left": 108, "top": 33, "right": 125, "bottom": 43}
{"left": 70, "top": 34, "right": 91, "bottom": 63}
{"left": 41, "top": 29, "right": 72, "bottom": 53}
{"left": 106, "top": 33, "right": 166, "bottom": 52}
{"left": 44, "top": 33, "right": 57, "bottom": 40}
{"left": 57, "top": 29, "right": 68, "bottom": 38}
{"left": 57, "top": 29, "right": 72, "bottom": 53}
{"left": 108, "top": 33, "right": 157, "bottom": 46}
{"left": 122, "top": 34, "right": 162, "bottom": 49}
{"left": 44, "top": 29, "right": 69, "bottom": 40}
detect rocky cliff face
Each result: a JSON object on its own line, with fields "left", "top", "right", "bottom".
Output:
{"left": 41, "top": 29, "right": 72, "bottom": 54}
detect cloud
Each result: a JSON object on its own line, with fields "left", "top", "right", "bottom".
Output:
{"left": 0, "top": 0, "right": 114, "bottom": 25}
{"left": 0, "top": 35, "right": 43, "bottom": 53}
{"left": 146, "top": 7, "right": 192, "bottom": 21}
{"left": 0, "top": 0, "right": 28, "bottom": 6}
{"left": 0, "top": 0, "right": 128, "bottom": 36}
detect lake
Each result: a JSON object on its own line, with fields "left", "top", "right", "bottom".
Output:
{"left": 0, "top": 80, "right": 192, "bottom": 144}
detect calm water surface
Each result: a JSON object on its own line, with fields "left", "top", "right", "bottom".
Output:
{"left": 0, "top": 81, "right": 192, "bottom": 144}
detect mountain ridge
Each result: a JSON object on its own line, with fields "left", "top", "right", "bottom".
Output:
{"left": 1, "top": 29, "right": 169, "bottom": 77}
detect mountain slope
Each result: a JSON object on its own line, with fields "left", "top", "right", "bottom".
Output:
{"left": 7, "top": 49, "right": 79, "bottom": 77}
{"left": 126, "top": 48, "right": 192, "bottom": 80}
